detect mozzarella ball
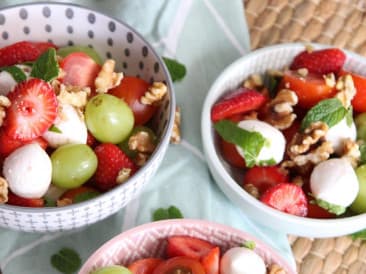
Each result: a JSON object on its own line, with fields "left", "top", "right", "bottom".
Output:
{"left": 310, "top": 158, "right": 359, "bottom": 207}
{"left": 220, "top": 247, "right": 266, "bottom": 274}
{"left": 3, "top": 143, "right": 52, "bottom": 198}
{"left": 325, "top": 117, "right": 356, "bottom": 154}
{"left": 43, "top": 103, "right": 87, "bottom": 148}
{"left": 235, "top": 120, "right": 286, "bottom": 165}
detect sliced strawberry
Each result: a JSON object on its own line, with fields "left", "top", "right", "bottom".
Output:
{"left": 290, "top": 48, "right": 346, "bottom": 75}
{"left": 219, "top": 137, "right": 246, "bottom": 168}
{"left": 60, "top": 52, "right": 101, "bottom": 88}
{"left": 260, "top": 183, "right": 308, "bottom": 216}
{"left": 211, "top": 88, "right": 267, "bottom": 122}
{"left": 0, "top": 41, "right": 57, "bottom": 67}
{"left": 201, "top": 247, "right": 220, "bottom": 274}
{"left": 3, "top": 78, "right": 57, "bottom": 141}
{"left": 93, "top": 143, "right": 137, "bottom": 191}
{"left": 166, "top": 236, "right": 215, "bottom": 260}
{"left": 307, "top": 197, "right": 337, "bottom": 219}
{"left": 243, "top": 166, "right": 288, "bottom": 195}
{"left": 128, "top": 258, "right": 163, "bottom": 274}
{"left": 7, "top": 192, "right": 44, "bottom": 207}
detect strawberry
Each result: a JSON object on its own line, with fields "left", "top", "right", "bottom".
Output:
{"left": 290, "top": 48, "right": 346, "bottom": 75}
{"left": 3, "top": 78, "right": 58, "bottom": 141}
{"left": 211, "top": 88, "right": 267, "bottom": 122}
{"left": 260, "top": 183, "right": 308, "bottom": 217}
{"left": 7, "top": 192, "right": 44, "bottom": 207}
{"left": 0, "top": 41, "right": 57, "bottom": 67}
{"left": 128, "top": 258, "right": 163, "bottom": 274}
{"left": 243, "top": 166, "right": 288, "bottom": 195}
{"left": 93, "top": 143, "right": 137, "bottom": 191}
{"left": 166, "top": 236, "right": 215, "bottom": 260}
{"left": 86, "top": 131, "right": 98, "bottom": 148}
{"left": 201, "top": 247, "right": 220, "bottom": 274}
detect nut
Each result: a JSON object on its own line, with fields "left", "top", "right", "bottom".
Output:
{"left": 57, "top": 84, "right": 90, "bottom": 109}
{"left": 323, "top": 73, "right": 336, "bottom": 88}
{"left": 0, "top": 177, "right": 8, "bottom": 204}
{"left": 128, "top": 131, "right": 156, "bottom": 153}
{"left": 95, "top": 59, "right": 123, "bottom": 93}
{"left": 134, "top": 152, "right": 149, "bottom": 166}
{"left": 56, "top": 197, "right": 72, "bottom": 207}
{"left": 243, "top": 184, "right": 260, "bottom": 199}
{"left": 297, "top": 68, "right": 308, "bottom": 77}
{"left": 335, "top": 74, "right": 356, "bottom": 108}
{"left": 116, "top": 168, "right": 132, "bottom": 184}
{"left": 243, "top": 74, "right": 263, "bottom": 89}
{"left": 0, "top": 95, "right": 11, "bottom": 127}
{"left": 268, "top": 264, "right": 287, "bottom": 274}
{"left": 171, "top": 106, "right": 181, "bottom": 144}
{"left": 141, "top": 82, "right": 167, "bottom": 105}
{"left": 341, "top": 138, "right": 360, "bottom": 168}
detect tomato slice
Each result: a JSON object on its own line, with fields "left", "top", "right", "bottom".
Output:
{"left": 128, "top": 258, "right": 162, "bottom": 274}
{"left": 60, "top": 52, "right": 101, "bottom": 88}
{"left": 166, "top": 236, "right": 215, "bottom": 260}
{"left": 152, "top": 257, "right": 205, "bottom": 274}
{"left": 109, "top": 76, "right": 157, "bottom": 125}
{"left": 201, "top": 247, "right": 220, "bottom": 274}
{"left": 280, "top": 70, "right": 336, "bottom": 109}
{"left": 339, "top": 70, "right": 366, "bottom": 113}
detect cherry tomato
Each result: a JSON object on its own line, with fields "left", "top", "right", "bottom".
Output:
{"left": 109, "top": 76, "right": 156, "bottom": 125}
{"left": 307, "top": 198, "right": 336, "bottom": 219}
{"left": 152, "top": 257, "right": 205, "bottom": 274}
{"left": 339, "top": 70, "right": 366, "bottom": 113}
{"left": 128, "top": 258, "right": 162, "bottom": 274}
{"left": 219, "top": 137, "right": 246, "bottom": 168}
{"left": 60, "top": 52, "right": 101, "bottom": 88}
{"left": 280, "top": 70, "right": 336, "bottom": 109}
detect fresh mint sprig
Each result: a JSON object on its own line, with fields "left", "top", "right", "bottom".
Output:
{"left": 1, "top": 65, "right": 27, "bottom": 83}
{"left": 153, "top": 205, "right": 184, "bottom": 221}
{"left": 50, "top": 247, "right": 81, "bottom": 274}
{"left": 31, "top": 47, "right": 59, "bottom": 82}
{"left": 162, "top": 57, "right": 186, "bottom": 82}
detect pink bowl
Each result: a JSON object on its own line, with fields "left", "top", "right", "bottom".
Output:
{"left": 79, "top": 219, "right": 295, "bottom": 274}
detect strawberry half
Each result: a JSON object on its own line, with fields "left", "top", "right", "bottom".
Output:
{"left": 0, "top": 41, "right": 57, "bottom": 67}
{"left": 290, "top": 48, "right": 346, "bottom": 75}
{"left": 3, "top": 78, "right": 58, "bottom": 141}
{"left": 201, "top": 247, "right": 220, "bottom": 274}
{"left": 166, "top": 236, "right": 215, "bottom": 260}
{"left": 243, "top": 166, "right": 288, "bottom": 195}
{"left": 211, "top": 88, "right": 267, "bottom": 122}
{"left": 260, "top": 183, "right": 308, "bottom": 217}
{"left": 7, "top": 192, "right": 44, "bottom": 207}
{"left": 93, "top": 143, "right": 137, "bottom": 191}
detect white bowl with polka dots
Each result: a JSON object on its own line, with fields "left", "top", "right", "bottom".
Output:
{"left": 0, "top": 2, "right": 175, "bottom": 232}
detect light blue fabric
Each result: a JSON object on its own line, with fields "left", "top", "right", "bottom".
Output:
{"left": 0, "top": 1, "right": 296, "bottom": 273}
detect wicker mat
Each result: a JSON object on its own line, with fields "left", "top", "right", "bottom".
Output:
{"left": 243, "top": 0, "right": 366, "bottom": 273}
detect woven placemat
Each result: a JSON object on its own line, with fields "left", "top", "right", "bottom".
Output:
{"left": 243, "top": 0, "right": 366, "bottom": 273}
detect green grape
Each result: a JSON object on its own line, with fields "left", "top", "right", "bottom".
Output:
{"left": 57, "top": 45, "right": 103, "bottom": 65}
{"left": 51, "top": 144, "right": 98, "bottom": 189}
{"left": 85, "top": 94, "right": 134, "bottom": 144}
{"left": 351, "top": 164, "right": 366, "bottom": 214}
{"left": 91, "top": 265, "right": 131, "bottom": 274}
{"left": 355, "top": 113, "right": 366, "bottom": 141}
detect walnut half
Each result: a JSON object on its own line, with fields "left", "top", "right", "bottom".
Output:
{"left": 0, "top": 95, "right": 11, "bottom": 127}
{"left": 0, "top": 177, "right": 8, "bottom": 204}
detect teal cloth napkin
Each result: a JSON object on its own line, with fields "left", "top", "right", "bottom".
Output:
{"left": 0, "top": 0, "right": 296, "bottom": 273}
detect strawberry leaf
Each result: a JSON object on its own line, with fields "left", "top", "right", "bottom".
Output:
{"left": 301, "top": 98, "right": 347, "bottom": 131}
{"left": 31, "top": 48, "right": 59, "bottom": 82}
{"left": 162, "top": 57, "right": 186, "bottom": 82}
{"left": 214, "top": 120, "right": 266, "bottom": 167}
{"left": 50, "top": 247, "right": 81, "bottom": 274}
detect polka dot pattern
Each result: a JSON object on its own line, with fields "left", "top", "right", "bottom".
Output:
{"left": 0, "top": 3, "right": 174, "bottom": 233}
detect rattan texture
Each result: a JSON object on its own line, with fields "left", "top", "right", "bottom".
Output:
{"left": 244, "top": 0, "right": 366, "bottom": 273}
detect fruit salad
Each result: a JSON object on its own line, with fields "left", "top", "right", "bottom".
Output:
{"left": 0, "top": 41, "right": 167, "bottom": 207}
{"left": 90, "top": 235, "right": 286, "bottom": 274}
{"left": 212, "top": 46, "right": 366, "bottom": 219}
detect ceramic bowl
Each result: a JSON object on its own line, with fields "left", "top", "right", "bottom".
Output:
{"left": 201, "top": 43, "right": 366, "bottom": 237}
{"left": 0, "top": 2, "right": 175, "bottom": 232}
{"left": 79, "top": 219, "right": 295, "bottom": 274}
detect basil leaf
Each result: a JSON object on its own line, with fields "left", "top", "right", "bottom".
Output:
{"left": 162, "top": 57, "right": 186, "bottom": 82}
{"left": 312, "top": 198, "right": 346, "bottom": 215}
{"left": 73, "top": 191, "right": 100, "bottom": 203}
{"left": 351, "top": 228, "right": 366, "bottom": 240}
{"left": 31, "top": 48, "right": 59, "bottom": 82}
{"left": 214, "top": 120, "right": 266, "bottom": 167}
{"left": 50, "top": 247, "right": 81, "bottom": 274}
{"left": 1, "top": 66, "right": 27, "bottom": 83}
{"left": 240, "top": 240, "right": 256, "bottom": 250}
{"left": 301, "top": 98, "right": 347, "bottom": 131}
{"left": 48, "top": 125, "right": 62, "bottom": 133}
{"left": 152, "top": 205, "right": 184, "bottom": 221}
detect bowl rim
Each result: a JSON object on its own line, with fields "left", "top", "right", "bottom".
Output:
{"left": 80, "top": 218, "right": 296, "bottom": 273}
{"left": 201, "top": 42, "right": 366, "bottom": 231}
{"left": 0, "top": 1, "right": 176, "bottom": 213}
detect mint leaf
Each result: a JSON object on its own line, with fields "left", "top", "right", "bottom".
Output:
{"left": 214, "top": 120, "right": 266, "bottom": 167}
{"left": 152, "top": 205, "right": 184, "bottom": 221}
{"left": 73, "top": 191, "right": 100, "bottom": 203}
{"left": 311, "top": 198, "right": 346, "bottom": 215}
{"left": 48, "top": 124, "right": 62, "bottom": 133}
{"left": 301, "top": 98, "right": 347, "bottom": 131}
{"left": 51, "top": 247, "right": 81, "bottom": 274}
{"left": 31, "top": 48, "right": 59, "bottom": 82}
{"left": 1, "top": 66, "right": 27, "bottom": 82}
{"left": 44, "top": 197, "right": 56, "bottom": 207}
{"left": 162, "top": 57, "right": 186, "bottom": 82}
{"left": 351, "top": 228, "right": 366, "bottom": 240}
{"left": 263, "top": 74, "right": 280, "bottom": 98}
{"left": 240, "top": 240, "right": 256, "bottom": 250}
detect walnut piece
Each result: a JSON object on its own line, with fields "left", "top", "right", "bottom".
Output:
{"left": 243, "top": 74, "right": 263, "bottom": 89}
{"left": 57, "top": 84, "right": 90, "bottom": 109}
{"left": 335, "top": 74, "right": 356, "bottom": 108}
{"left": 57, "top": 197, "right": 72, "bottom": 207}
{"left": 268, "top": 264, "right": 287, "bottom": 274}
{"left": 0, "top": 177, "right": 8, "bottom": 204}
{"left": 0, "top": 95, "right": 11, "bottom": 127}
{"left": 243, "top": 184, "right": 260, "bottom": 199}
{"left": 323, "top": 73, "right": 336, "bottom": 88}
{"left": 141, "top": 82, "right": 167, "bottom": 105}
{"left": 128, "top": 131, "right": 156, "bottom": 153}
{"left": 95, "top": 59, "right": 123, "bottom": 93}
{"left": 297, "top": 68, "right": 308, "bottom": 77}
{"left": 171, "top": 106, "right": 181, "bottom": 144}
{"left": 341, "top": 138, "right": 360, "bottom": 168}
{"left": 264, "top": 89, "right": 298, "bottom": 130}
{"left": 134, "top": 152, "right": 149, "bottom": 166}
{"left": 116, "top": 168, "right": 132, "bottom": 184}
